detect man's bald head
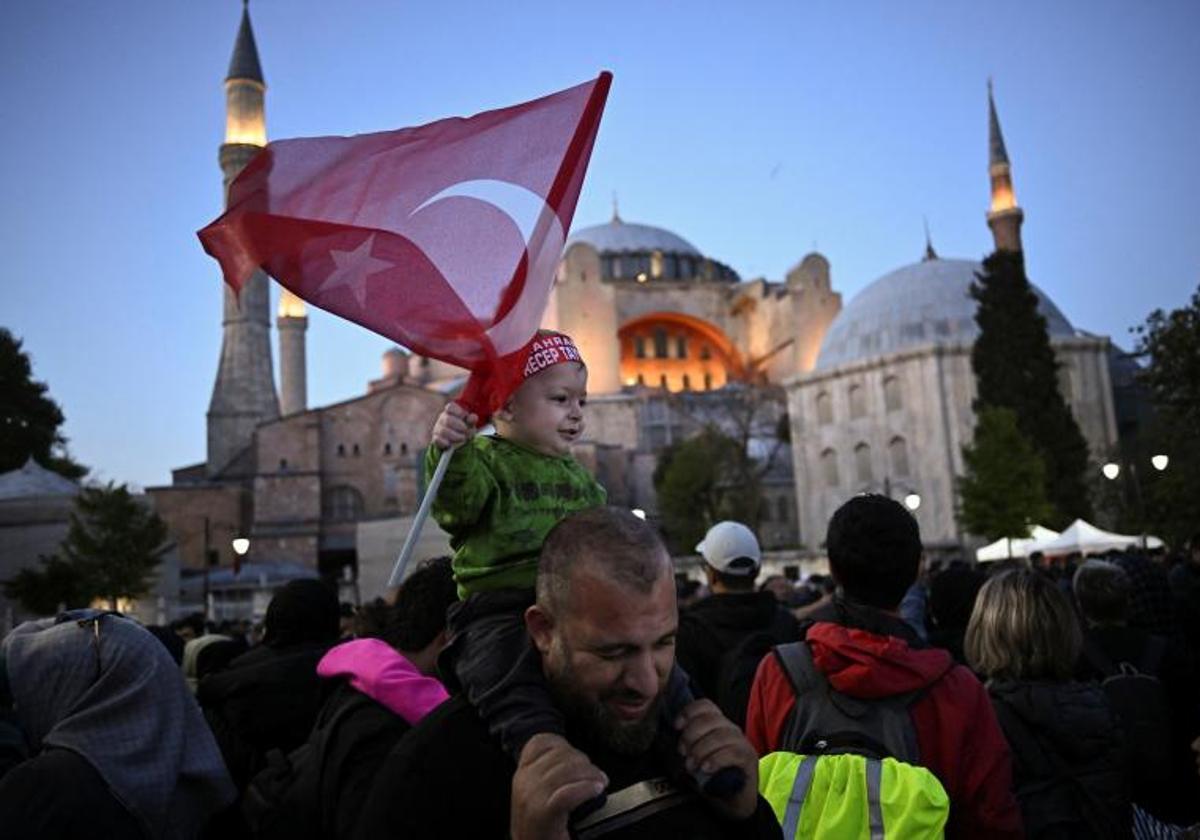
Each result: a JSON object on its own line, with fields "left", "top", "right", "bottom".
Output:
{"left": 537, "top": 507, "right": 672, "bottom": 615}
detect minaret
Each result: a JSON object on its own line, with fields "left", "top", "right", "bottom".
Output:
{"left": 207, "top": 1, "right": 279, "bottom": 476}
{"left": 277, "top": 290, "right": 308, "bottom": 415}
{"left": 986, "top": 80, "right": 1024, "bottom": 253}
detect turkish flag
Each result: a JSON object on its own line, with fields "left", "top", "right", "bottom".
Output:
{"left": 199, "top": 73, "right": 612, "bottom": 418}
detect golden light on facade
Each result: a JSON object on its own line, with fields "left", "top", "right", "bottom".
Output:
{"left": 226, "top": 113, "right": 267, "bottom": 146}
{"left": 225, "top": 80, "right": 266, "bottom": 146}
{"left": 650, "top": 251, "right": 664, "bottom": 279}
{"left": 278, "top": 289, "right": 307, "bottom": 318}
{"left": 990, "top": 184, "right": 1017, "bottom": 213}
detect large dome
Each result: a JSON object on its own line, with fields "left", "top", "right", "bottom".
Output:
{"left": 566, "top": 218, "right": 702, "bottom": 257}
{"left": 814, "top": 258, "right": 1075, "bottom": 371}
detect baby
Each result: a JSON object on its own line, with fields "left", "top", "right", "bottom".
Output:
{"left": 428, "top": 330, "right": 606, "bottom": 763}
{"left": 428, "top": 330, "right": 693, "bottom": 781}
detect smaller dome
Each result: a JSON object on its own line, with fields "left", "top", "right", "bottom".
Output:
{"left": 566, "top": 218, "right": 702, "bottom": 257}
{"left": 815, "top": 258, "right": 1075, "bottom": 371}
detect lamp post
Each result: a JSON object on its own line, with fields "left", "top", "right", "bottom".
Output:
{"left": 1101, "top": 455, "right": 1168, "bottom": 550}
{"left": 903, "top": 493, "right": 922, "bottom": 512}
{"left": 232, "top": 537, "right": 250, "bottom": 567}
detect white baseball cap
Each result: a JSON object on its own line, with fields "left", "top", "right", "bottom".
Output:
{"left": 695, "top": 521, "right": 761, "bottom": 575}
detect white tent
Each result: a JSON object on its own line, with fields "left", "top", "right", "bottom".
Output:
{"left": 975, "top": 525, "right": 1061, "bottom": 562}
{"left": 1027, "top": 519, "right": 1164, "bottom": 556}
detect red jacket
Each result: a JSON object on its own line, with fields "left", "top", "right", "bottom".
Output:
{"left": 746, "top": 621, "right": 1023, "bottom": 839}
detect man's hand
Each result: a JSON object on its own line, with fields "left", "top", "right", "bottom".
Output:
{"left": 431, "top": 402, "right": 478, "bottom": 451}
{"left": 675, "top": 699, "right": 759, "bottom": 821}
{"left": 511, "top": 733, "right": 608, "bottom": 840}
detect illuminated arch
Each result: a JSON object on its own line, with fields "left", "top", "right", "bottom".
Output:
{"left": 617, "top": 312, "right": 744, "bottom": 393}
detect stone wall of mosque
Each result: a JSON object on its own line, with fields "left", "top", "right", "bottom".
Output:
{"left": 789, "top": 345, "right": 976, "bottom": 550}
{"left": 789, "top": 336, "right": 1120, "bottom": 553}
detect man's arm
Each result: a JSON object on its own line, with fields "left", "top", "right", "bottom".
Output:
{"left": 510, "top": 734, "right": 608, "bottom": 840}
{"left": 674, "top": 699, "right": 760, "bottom": 821}
{"left": 744, "top": 655, "right": 794, "bottom": 755}
{"left": 925, "top": 671, "right": 1023, "bottom": 840}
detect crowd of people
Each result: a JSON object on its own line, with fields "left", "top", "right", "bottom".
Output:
{"left": 1, "top": 327, "right": 1197, "bottom": 839}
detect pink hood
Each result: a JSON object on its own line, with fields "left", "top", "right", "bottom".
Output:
{"left": 317, "top": 638, "right": 448, "bottom": 725}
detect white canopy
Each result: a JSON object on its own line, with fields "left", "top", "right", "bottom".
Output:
{"left": 1027, "top": 519, "right": 1164, "bottom": 556}
{"left": 975, "top": 525, "right": 1061, "bottom": 562}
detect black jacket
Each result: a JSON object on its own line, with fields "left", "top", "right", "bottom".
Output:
{"left": 313, "top": 680, "right": 414, "bottom": 839}
{"left": 676, "top": 592, "right": 800, "bottom": 701}
{"left": 197, "top": 640, "right": 334, "bottom": 789}
{"left": 0, "top": 748, "right": 146, "bottom": 839}
{"left": 1076, "top": 624, "right": 1200, "bottom": 823}
{"left": 988, "top": 680, "right": 1129, "bottom": 839}
{"left": 355, "top": 695, "right": 782, "bottom": 840}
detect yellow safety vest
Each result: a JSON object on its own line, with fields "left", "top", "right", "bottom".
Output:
{"left": 759, "top": 751, "right": 949, "bottom": 839}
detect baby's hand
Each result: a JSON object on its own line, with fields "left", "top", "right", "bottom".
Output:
{"left": 432, "top": 402, "right": 479, "bottom": 450}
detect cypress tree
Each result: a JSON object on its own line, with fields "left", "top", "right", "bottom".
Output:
{"left": 970, "top": 250, "right": 1092, "bottom": 525}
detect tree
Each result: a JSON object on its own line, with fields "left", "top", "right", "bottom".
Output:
{"left": 0, "top": 328, "right": 87, "bottom": 478}
{"left": 970, "top": 251, "right": 1092, "bottom": 525}
{"left": 654, "top": 427, "right": 749, "bottom": 553}
{"left": 958, "top": 407, "right": 1053, "bottom": 542}
{"left": 2, "top": 555, "right": 92, "bottom": 616}
{"left": 1130, "top": 283, "right": 1200, "bottom": 547}
{"left": 2, "top": 482, "right": 167, "bottom": 613}
{"left": 651, "top": 383, "right": 790, "bottom": 553}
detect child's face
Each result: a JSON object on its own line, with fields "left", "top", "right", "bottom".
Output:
{"left": 499, "top": 362, "right": 588, "bottom": 457}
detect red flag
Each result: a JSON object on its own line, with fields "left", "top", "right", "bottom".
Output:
{"left": 199, "top": 73, "right": 612, "bottom": 419}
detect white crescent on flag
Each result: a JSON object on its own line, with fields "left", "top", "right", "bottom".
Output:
{"left": 407, "top": 179, "right": 566, "bottom": 356}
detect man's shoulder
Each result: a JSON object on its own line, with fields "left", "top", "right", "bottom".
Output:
{"left": 396, "top": 694, "right": 503, "bottom": 759}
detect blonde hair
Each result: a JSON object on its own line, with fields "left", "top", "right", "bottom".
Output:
{"left": 965, "top": 569, "right": 1082, "bottom": 681}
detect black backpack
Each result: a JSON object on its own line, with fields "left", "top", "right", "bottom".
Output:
{"left": 774, "top": 640, "right": 926, "bottom": 761}
{"left": 1083, "top": 636, "right": 1172, "bottom": 792}
{"left": 241, "top": 689, "right": 371, "bottom": 840}
{"left": 713, "top": 609, "right": 799, "bottom": 729}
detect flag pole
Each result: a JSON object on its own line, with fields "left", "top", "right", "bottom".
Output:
{"left": 387, "top": 446, "right": 454, "bottom": 588}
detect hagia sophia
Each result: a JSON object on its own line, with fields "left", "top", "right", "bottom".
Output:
{"left": 147, "top": 6, "right": 1122, "bottom": 598}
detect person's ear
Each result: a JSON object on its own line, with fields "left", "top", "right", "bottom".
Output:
{"left": 494, "top": 398, "right": 516, "bottom": 424}
{"left": 524, "top": 604, "right": 555, "bottom": 656}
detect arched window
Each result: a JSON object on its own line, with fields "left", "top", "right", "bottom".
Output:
{"left": 682, "top": 374, "right": 691, "bottom": 391}
{"left": 653, "top": 328, "right": 668, "bottom": 359}
{"left": 883, "top": 376, "right": 902, "bottom": 412}
{"left": 383, "top": 442, "right": 393, "bottom": 456}
{"left": 889, "top": 436, "right": 910, "bottom": 477}
{"left": 703, "top": 372, "right": 713, "bottom": 390}
{"left": 676, "top": 336, "right": 688, "bottom": 358}
{"left": 849, "top": 384, "right": 866, "bottom": 419}
{"left": 634, "top": 336, "right": 647, "bottom": 359}
{"left": 760, "top": 497, "right": 772, "bottom": 522}
{"left": 855, "top": 442, "right": 873, "bottom": 484}
{"left": 659, "top": 374, "right": 668, "bottom": 389}
{"left": 816, "top": 392, "right": 833, "bottom": 426}
{"left": 821, "top": 449, "right": 839, "bottom": 488}
{"left": 323, "top": 485, "right": 365, "bottom": 522}
{"left": 777, "top": 496, "right": 790, "bottom": 522}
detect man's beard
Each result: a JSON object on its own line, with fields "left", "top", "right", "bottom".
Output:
{"left": 546, "top": 652, "right": 663, "bottom": 756}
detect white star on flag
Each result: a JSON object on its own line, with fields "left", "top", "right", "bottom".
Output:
{"left": 317, "top": 234, "right": 392, "bottom": 310}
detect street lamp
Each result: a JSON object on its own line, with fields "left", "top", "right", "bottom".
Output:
{"left": 1101, "top": 456, "right": 1169, "bottom": 550}
{"left": 232, "top": 537, "right": 250, "bottom": 556}
{"left": 631, "top": 509, "right": 647, "bottom": 520}
{"left": 903, "top": 493, "right": 921, "bottom": 511}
